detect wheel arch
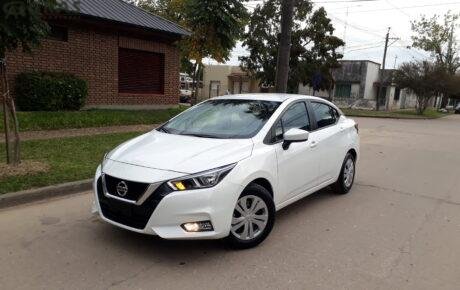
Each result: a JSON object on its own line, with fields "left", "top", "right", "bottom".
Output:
{"left": 348, "top": 148, "right": 357, "bottom": 161}
{"left": 246, "top": 178, "right": 274, "bottom": 199}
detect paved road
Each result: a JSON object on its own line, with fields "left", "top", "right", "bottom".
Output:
{"left": 1, "top": 115, "right": 460, "bottom": 290}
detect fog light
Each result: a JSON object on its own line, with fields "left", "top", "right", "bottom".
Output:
{"left": 181, "top": 221, "right": 214, "bottom": 232}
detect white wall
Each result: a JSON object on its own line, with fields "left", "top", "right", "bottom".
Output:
{"left": 363, "top": 62, "right": 380, "bottom": 100}
{"left": 298, "top": 85, "right": 330, "bottom": 98}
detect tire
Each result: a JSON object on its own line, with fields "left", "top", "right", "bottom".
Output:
{"left": 225, "top": 184, "right": 275, "bottom": 249}
{"left": 333, "top": 153, "right": 356, "bottom": 195}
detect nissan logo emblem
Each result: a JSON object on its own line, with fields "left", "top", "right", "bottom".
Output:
{"left": 116, "top": 181, "right": 128, "bottom": 197}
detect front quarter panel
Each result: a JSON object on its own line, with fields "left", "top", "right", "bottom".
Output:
{"left": 232, "top": 141, "right": 279, "bottom": 204}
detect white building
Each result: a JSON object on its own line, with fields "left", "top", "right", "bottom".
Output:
{"left": 299, "top": 60, "right": 418, "bottom": 109}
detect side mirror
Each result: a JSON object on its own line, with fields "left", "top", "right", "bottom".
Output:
{"left": 282, "top": 128, "right": 309, "bottom": 150}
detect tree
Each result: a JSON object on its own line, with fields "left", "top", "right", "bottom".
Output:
{"left": 137, "top": 0, "right": 185, "bottom": 23}
{"left": 240, "top": 0, "right": 344, "bottom": 94}
{"left": 1, "top": 0, "right": 72, "bottom": 165}
{"left": 136, "top": 0, "right": 249, "bottom": 104}
{"left": 445, "top": 73, "right": 460, "bottom": 101}
{"left": 135, "top": 0, "right": 193, "bottom": 74}
{"left": 182, "top": 0, "right": 249, "bottom": 104}
{"left": 411, "top": 11, "right": 460, "bottom": 108}
{"left": 275, "top": 0, "right": 295, "bottom": 93}
{"left": 394, "top": 61, "right": 447, "bottom": 115}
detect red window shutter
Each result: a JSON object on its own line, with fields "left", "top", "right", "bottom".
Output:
{"left": 118, "top": 48, "right": 165, "bottom": 94}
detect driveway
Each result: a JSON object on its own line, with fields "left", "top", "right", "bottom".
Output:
{"left": 1, "top": 115, "right": 459, "bottom": 290}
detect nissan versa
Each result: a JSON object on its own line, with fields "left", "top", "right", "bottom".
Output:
{"left": 92, "top": 94, "right": 359, "bottom": 248}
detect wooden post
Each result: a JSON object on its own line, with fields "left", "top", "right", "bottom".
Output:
{"left": 0, "top": 57, "right": 21, "bottom": 165}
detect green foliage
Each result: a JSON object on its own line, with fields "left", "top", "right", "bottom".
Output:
{"left": 0, "top": 132, "right": 142, "bottom": 194}
{"left": 341, "top": 108, "right": 448, "bottom": 119}
{"left": 240, "top": 0, "right": 344, "bottom": 93}
{"left": 411, "top": 11, "right": 460, "bottom": 74}
{"left": 182, "top": 0, "right": 249, "bottom": 64}
{"left": 0, "top": 107, "right": 186, "bottom": 132}
{"left": 137, "top": 0, "right": 248, "bottom": 75}
{"left": 394, "top": 61, "right": 447, "bottom": 114}
{"left": 15, "top": 72, "right": 88, "bottom": 111}
{"left": 446, "top": 74, "right": 460, "bottom": 99}
{"left": 0, "top": 0, "right": 77, "bottom": 57}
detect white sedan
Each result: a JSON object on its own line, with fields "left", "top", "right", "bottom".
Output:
{"left": 93, "top": 94, "right": 359, "bottom": 249}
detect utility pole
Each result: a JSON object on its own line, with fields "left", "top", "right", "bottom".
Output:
{"left": 342, "top": 6, "right": 349, "bottom": 55}
{"left": 376, "top": 27, "right": 390, "bottom": 111}
{"left": 393, "top": 55, "right": 398, "bottom": 69}
{"left": 275, "top": 0, "right": 295, "bottom": 93}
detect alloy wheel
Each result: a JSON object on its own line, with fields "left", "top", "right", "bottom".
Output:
{"left": 343, "top": 158, "right": 355, "bottom": 188}
{"left": 231, "top": 195, "right": 269, "bottom": 241}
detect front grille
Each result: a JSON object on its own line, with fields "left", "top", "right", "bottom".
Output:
{"left": 97, "top": 177, "right": 173, "bottom": 230}
{"left": 104, "top": 174, "right": 149, "bottom": 201}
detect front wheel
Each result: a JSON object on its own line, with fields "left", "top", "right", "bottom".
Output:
{"left": 333, "top": 153, "right": 356, "bottom": 194}
{"left": 225, "top": 184, "right": 275, "bottom": 249}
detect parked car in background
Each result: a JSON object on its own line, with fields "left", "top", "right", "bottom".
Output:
{"left": 180, "top": 89, "right": 192, "bottom": 103}
{"left": 92, "top": 94, "right": 360, "bottom": 249}
{"left": 180, "top": 73, "right": 194, "bottom": 103}
{"left": 455, "top": 103, "right": 460, "bottom": 114}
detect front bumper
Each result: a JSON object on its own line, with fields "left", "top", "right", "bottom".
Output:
{"left": 92, "top": 166, "right": 243, "bottom": 240}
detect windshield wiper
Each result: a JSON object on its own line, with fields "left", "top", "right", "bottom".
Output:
{"left": 158, "top": 127, "right": 170, "bottom": 133}
{"left": 180, "top": 133, "right": 222, "bottom": 139}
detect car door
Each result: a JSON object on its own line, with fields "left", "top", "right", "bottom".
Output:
{"left": 270, "top": 101, "right": 320, "bottom": 203}
{"left": 309, "top": 101, "right": 344, "bottom": 183}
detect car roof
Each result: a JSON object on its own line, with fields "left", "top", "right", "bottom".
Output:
{"left": 211, "top": 93, "right": 326, "bottom": 103}
{"left": 210, "top": 94, "right": 344, "bottom": 115}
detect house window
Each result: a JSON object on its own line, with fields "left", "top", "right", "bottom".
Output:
{"left": 118, "top": 48, "right": 165, "bottom": 94}
{"left": 394, "top": 88, "right": 401, "bottom": 101}
{"left": 48, "top": 25, "right": 68, "bottom": 42}
{"left": 335, "top": 84, "right": 352, "bottom": 98}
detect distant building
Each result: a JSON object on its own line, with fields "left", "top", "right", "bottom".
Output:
{"left": 200, "top": 61, "right": 421, "bottom": 110}
{"left": 299, "top": 60, "right": 418, "bottom": 109}
{"left": 198, "top": 65, "right": 263, "bottom": 101}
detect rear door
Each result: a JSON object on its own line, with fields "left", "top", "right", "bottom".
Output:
{"left": 270, "top": 101, "right": 320, "bottom": 203}
{"left": 308, "top": 101, "right": 344, "bottom": 183}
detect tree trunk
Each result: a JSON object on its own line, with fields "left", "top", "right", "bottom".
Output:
{"left": 190, "top": 62, "right": 199, "bottom": 105}
{"left": 275, "top": 0, "right": 295, "bottom": 93}
{"left": 440, "top": 94, "right": 449, "bottom": 109}
{"left": 1, "top": 57, "right": 21, "bottom": 165}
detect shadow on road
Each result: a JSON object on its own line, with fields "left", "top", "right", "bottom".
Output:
{"left": 91, "top": 187, "right": 340, "bottom": 264}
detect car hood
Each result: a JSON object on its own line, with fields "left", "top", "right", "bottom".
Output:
{"left": 107, "top": 131, "right": 254, "bottom": 174}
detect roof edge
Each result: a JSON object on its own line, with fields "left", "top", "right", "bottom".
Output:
{"left": 114, "top": 0, "right": 191, "bottom": 36}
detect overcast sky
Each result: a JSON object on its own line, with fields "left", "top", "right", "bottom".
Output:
{"left": 207, "top": 0, "right": 460, "bottom": 68}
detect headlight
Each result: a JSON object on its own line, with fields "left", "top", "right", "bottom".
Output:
{"left": 101, "top": 152, "right": 109, "bottom": 171}
{"left": 167, "top": 163, "right": 236, "bottom": 191}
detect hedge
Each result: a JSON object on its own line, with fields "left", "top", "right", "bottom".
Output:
{"left": 15, "top": 72, "right": 88, "bottom": 111}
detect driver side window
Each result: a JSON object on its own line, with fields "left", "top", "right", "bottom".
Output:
{"left": 272, "top": 102, "right": 310, "bottom": 143}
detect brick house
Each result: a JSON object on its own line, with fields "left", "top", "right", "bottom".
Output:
{"left": 6, "top": 0, "right": 189, "bottom": 109}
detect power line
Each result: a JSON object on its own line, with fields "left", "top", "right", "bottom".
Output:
{"left": 384, "top": 0, "right": 411, "bottom": 18}
{"left": 328, "top": 13, "right": 385, "bottom": 38}
{"left": 346, "top": 44, "right": 384, "bottom": 52}
{"left": 334, "top": 1, "right": 460, "bottom": 14}
{"left": 313, "top": 0, "right": 380, "bottom": 3}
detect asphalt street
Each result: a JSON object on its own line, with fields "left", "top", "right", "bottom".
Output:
{"left": 1, "top": 115, "right": 459, "bottom": 290}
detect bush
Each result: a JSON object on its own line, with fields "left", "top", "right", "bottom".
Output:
{"left": 15, "top": 72, "right": 88, "bottom": 111}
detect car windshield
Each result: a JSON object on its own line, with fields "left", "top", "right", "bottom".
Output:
{"left": 159, "top": 99, "right": 281, "bottom": 139}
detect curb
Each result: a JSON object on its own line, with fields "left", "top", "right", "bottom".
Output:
{"left": 0, "top": 179, "right": 93, "bottom": 209}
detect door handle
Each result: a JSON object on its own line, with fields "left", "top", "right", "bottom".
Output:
{"left": 310, "top": 140, "right": 318, "bottom": 148}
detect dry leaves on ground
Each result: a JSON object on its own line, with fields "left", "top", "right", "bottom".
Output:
{"left": 0, "top": 160, "right": 50, "bottom": 179}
